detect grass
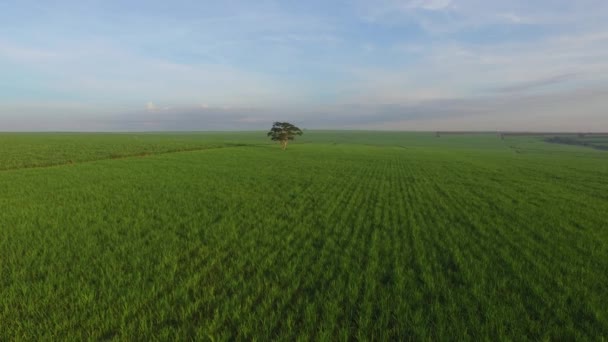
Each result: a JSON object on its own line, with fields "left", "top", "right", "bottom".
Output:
{"left": 0, "top": 132, "right": 267, "bottom": 170}
{"left": 1, "top": 131, "right": 607, "bottom": 340}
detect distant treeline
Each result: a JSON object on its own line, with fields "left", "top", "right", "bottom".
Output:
{"left": 545, "top": 136, "right": 608, "bottom": 151}
{"left": 436, "top": 131, "right": 608, "bottom": 137}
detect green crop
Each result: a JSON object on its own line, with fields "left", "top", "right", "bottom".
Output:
{"left": 1, "top": 132, "right": 607, "bottom": 340}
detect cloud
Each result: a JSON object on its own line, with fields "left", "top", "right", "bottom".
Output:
{"left": 95, "top": 105, "right": 273, "bottom": 131}
{"left": 0, "top": 40, "right": 62, "bottom": 62}
{"left": 498, "top": 13, "right": 535, "bottom": 25}
{"left": 338, "top": 26, "right": 608, "bottom": 106}
{"left": 0, "top": 38, "right": 308, "bottom": 107}
{"left": 1, "top": 1, "right": 608, "bottom": 131}
{"left": 358, "top": 0, "right": 608, "bottom": 37}
{"left": 146, "top": 102, "right": 158, "bottom": 111}
{"left": 2, "top": 83, "right": 608, "bottom": 131}
{"left": 346, "top": 86, "right": 608, "bottom": 131}
{"left": 261, "top": 33, "right": 340, "bottom": 44}
{"left": 491, "top": 73, "right": 580, "bottom": 93}
{"left": 403, "top": 0, "right": 453, "bottom": 11}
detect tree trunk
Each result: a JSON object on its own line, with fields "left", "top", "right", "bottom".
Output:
{"left": 281, "top": 140, "right": 288, "bottom": 150}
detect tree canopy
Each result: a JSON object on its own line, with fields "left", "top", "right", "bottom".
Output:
{"left": 267, "top": 122, "right": 303, "bottom": 150}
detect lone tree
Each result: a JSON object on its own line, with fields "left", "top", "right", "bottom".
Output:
{"left": 267, "top": 122, "right": 303, "bottom": 150}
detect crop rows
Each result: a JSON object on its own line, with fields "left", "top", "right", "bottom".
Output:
{"left": 1, "top": 135, "right": 607, "bottom": 340}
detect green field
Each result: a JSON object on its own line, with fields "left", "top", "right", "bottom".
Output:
{"left": 1, "top": 131, "right": 607, "bottom": 340}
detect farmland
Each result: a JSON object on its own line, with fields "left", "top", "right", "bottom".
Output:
{"left": 1, "top": 131, "right": 607, "bottom": 340}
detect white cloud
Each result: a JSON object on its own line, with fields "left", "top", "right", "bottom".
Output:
{"left": 403, "top": 0, "right": 453, "bottom": 11}
{"left": 2, "top": 1, "right": 608, "bottom": 131}
{"left": 0, "top": 40, "right": 62, "bottom": 62}
{"left": 0, "top": 38, "right": 309, "bottom": 108}
{"left": 146, "top": 102, "right": 158, "bottom": 111}
{"left": 358, "top": 0, "right": 608, "bottom": 36}
{"left": 339, "top": 27, "right": 608, "bottom": 107}
{"left": 498, "top": 13, "right": 531, "bottom": 24}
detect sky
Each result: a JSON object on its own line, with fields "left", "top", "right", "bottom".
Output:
{"left": 1, "top": 0, "right": 608, "bottom": 131}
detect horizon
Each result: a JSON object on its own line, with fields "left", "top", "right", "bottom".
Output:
{"left": 2, "top": 1, "right": 608, "bottom": 131}
{"left": 3, "top": 129, "right": 608, "bottom": 135}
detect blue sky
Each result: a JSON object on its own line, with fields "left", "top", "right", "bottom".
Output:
{"left": 1, "top": 0, "right": 608, "bottom": 131}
